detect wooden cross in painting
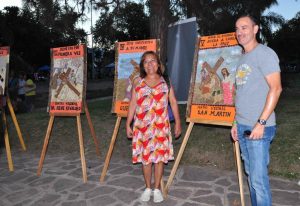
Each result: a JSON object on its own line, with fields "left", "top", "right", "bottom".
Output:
{"left": 55, "top": 68, "right": 80, "bottom": 98}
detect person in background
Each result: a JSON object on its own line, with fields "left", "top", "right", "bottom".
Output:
{"left": 17, "top": 72, "right": 26, "bottom": 102}
{"left": 231, "top": 14, "right": 282, "bottom": 206}
{"left": 8, "top": 71, "right": 19, "bottom": 110}
{"left": 25, "top": 74, "right": 36, "bottom": 112}
{"left": 0, "top": 96, "right": 4, "bottom": 149}
{"left": 126, "top": 51, "right": 181, "bottom": 203}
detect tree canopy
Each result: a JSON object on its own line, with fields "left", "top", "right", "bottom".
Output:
{"left": 0, "top": 3, "right": 86, "bottom": 72}
{"left": 1, "top": 0, "right": 299, "bottom": 74}
{"left": 269, "top": 12, "right": 300, "bottom": 63}
{"left": 93, "top": 2, "right": 149, "bottom": 51}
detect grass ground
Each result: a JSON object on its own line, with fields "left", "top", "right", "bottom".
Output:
{"left": 2, "top": 73, "right": 300, "bottom": 180}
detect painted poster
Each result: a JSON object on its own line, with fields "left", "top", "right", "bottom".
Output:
{"left": 0, "top": 47, "right": 10, "bottom": 96}
{"left": 186, "top": 32, "right": 242, "bottom": 126}
{"left": 48, "top": 44, "right": 87, "bottom": 115}
{"left": 112, "top": 39, "right": 159, "bottom": 116}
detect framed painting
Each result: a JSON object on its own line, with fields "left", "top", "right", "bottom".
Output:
{"left": 48, "top": 44, "right": 87, "bottom": 116}
{"left": 112, "top": 39, "right": 159, "bottom": 116}
{"left": 0, "top": 47, "right": 10, "bottom": 96}
{"left": 186, "top": 33, "right": 242, "bottom": 126}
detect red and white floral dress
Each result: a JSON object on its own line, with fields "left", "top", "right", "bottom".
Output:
{"left": 132, "top": 77, "right": 174, "bottom": 165}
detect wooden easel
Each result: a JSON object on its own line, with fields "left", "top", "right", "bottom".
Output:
{"left": 233, "top": 141, "right": 245, "bottom": 206}
{"left": 100, "top": 115, "right": 122, "bottom": 182}
{"left": 0, "top": 95, "right": 26, "bottom": 171}
{"left": 37, "top": 100, "right": 100, "bottom": 183}
{"left": 99, "top": 115, "right": 165, "bottom": 191}
{"left": 163, "top": 120, "right": 245, "bottom": 206}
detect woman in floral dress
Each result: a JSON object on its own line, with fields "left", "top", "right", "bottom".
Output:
{"left": 126, "top": 51, "right": 181, "bottom": 203}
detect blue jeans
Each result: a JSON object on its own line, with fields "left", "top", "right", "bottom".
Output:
{"left": 237, "top": 123, "right": 276, "bottom": 206}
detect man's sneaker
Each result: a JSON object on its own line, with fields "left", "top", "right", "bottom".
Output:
{"left": 140, "top": 188, "right": 152, "bottom": 202}
{"left": 153, "top": 189, "right": 164, "bottom": 203}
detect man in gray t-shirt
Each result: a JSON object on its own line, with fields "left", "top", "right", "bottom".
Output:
{"left": 235, "top": 44, "right": 280, "bottom": 127}
{"left": 231, "top": 15, "right": 282, "bottom": 206}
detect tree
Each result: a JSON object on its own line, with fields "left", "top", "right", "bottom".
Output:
{"left": 93, "top": 2, "right": 149, "bottom": 51}
{"left": 180, "top": 0, "right": 283, "bottom": 40}
{"left": 260, "top": 11, "right": 284, "bottom": 43}
{"left": 0, "top": 2, "right": 87, "bottom": 73}
{"left": 0, "top": 6, "right": 48, "bottom": 72}
{"left": 269, "top": 12, "right": 300, "bottom": 62}
{"left": 147, "top": 0, "right": 179, "bottom": 63}
{"left": 23, "top": 0, "right": 87, "bottom": 46}
{"left": 18, "top": 0, "right": 291, "bottom": 70}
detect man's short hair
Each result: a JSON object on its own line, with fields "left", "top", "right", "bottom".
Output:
{"left": 237, "top": 14, "right": 260, "bottom": 26}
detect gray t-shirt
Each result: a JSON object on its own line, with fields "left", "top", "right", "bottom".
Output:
{"left": 235, "top": 44, "right": 280, "bottom": 126}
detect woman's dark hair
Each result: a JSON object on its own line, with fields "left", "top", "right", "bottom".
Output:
{"left": 139, "top": 51, "right": 163, "bottom": 78}
{"left": 139, "top": 51, "right": 171, "bottom": 89}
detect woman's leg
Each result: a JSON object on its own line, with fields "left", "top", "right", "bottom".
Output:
{"left": 142, "top": 163, "right": 152, "bottom": 188}
{"left": 154, "top": 162, "right": 164, "bottom": 189}
{"left": 140, "top": 163, "right": 153, "bottom": 202}
{"left": 153, "top": 162, "right": 164, "bottom": 203}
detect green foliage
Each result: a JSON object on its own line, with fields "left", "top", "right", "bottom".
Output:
{"left": 178, "top": 0, "right": 282, "bottom": 37}
{"left": 269, "top": 12, "right": 300, "bottom": 62}
{"left": 1, "top": 0, "right": 298, "bottom": 73}
{"left": 0, "top": 4, "right": 87, "bottom": 73}
{"left": 93, "top": 2, "right": 150, "bottom": 51}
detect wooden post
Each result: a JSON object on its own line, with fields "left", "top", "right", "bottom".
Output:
{"left": 6, "top": 95, "right": 26, "bottom": 151}
{"left": 77, "top": 115, "right": 87, "bottom": 183}
{"left": 100, "top": 116, "right": 122, "bottom": 182}
{"left": 84, "top": 101, "right": 100, "bottom": 157}
{"left": 37, "top": 114, "right": 89, "bottom": 182}
{"left": 234, "top": 141, "right": 245, "bottom": 206}
{"left": 233, "top": 142, "right": 237, "bottom": 168}
{"left": 37, "top": 115, "right": 55, "bottom": 176}
{"left": 2, "top": 110, "right": 14, "bottom": 171}
{"left": 164, "top": 122, "right": 194, "bottom": 196}
{"left": 160, "top": 179, "right": 165, "bottom": 195}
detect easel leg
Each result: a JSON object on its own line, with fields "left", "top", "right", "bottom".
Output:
{"left": 160, "top": 178, "right": 165, "bottom": 193}
{"left": 2, "top": 110, "right": 14, "bottom": 171}
{"left": 37, "top": 115, "right": 55, "bottom": 176}
{"left": 100, "top": 116, "right": 122, "bottom": 182}
{"left": 234, "top": 141, "right": 245, "bottom": 206}
{"left": 164, "top": 122, "right": 194, "bottom": 197}
{"left": 6, "top": 95, "right": 26, "bottom": 151}
{"left": 84, "top": 101, "right": 100, "bottom": 157}
{"left": 77, "top": 115, "right": 87, "bottom": 183}
{"left": 233, "top": 142, "right": 237, "bottom": 168}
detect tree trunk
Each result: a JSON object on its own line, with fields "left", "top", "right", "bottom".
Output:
{"left": 149, "top": 0, "right": 172, "bottom": 64}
